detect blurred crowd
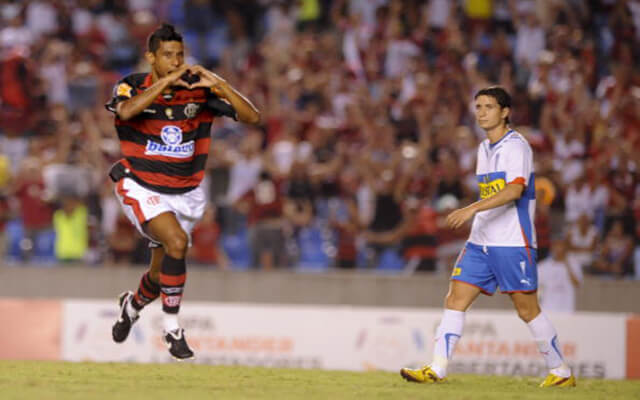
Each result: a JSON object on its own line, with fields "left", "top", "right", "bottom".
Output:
{"left": 1, "top": 0, "right": 639, "bottom": 281}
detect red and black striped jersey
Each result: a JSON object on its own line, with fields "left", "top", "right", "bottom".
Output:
{"left": 105, "top": 72, "right": 237, "bottom": 194}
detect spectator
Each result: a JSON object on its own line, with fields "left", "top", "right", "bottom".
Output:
{"left": 182, "top": 0, "right": 228, "bottom": 65}
{"left": 0, "top": 44, "right": 41, "bottom": 136}
{"left": 362, "top": 167, "right": 405, "bottom": 268}
{"left": 567, "top": 213, "right": 598, "bottom": 270}
{"left": 564, "top": 174, "right": 609, "bottom": 224}
{"left": 592, "top": 220, "right": 634, "bottom": 278}
{"left": 11, "top": 157, "right": 54, "bottom": 261}
{"left": 511, "top": 1, "right": 545, "bottom": 73}
{"left": 189, "top": 204, "right": 228, "bottom": 269}
{"left": 0, "top": 156, "right": 10, "bottom": 259}
{"left": 53, "top": 194, "right": 88, "bottom": 263}
{"left": 236, "top": 171, "right": 287, "bottom": 270}
{"left": 223, "top": 128, "right": 264, "bottom": 233}
{"left": 40, "top": 40, "right": 71, "bottom": 106}
{"left": 106, "top": 211, "right": 137, "bottom": 265}
{"left": 329, "top": 170, "right": 361, "bottom": 269}
{"left": 25, "top": 0, "right": 59, "bottom": 38}
{"left": 227, "top": 129, "right": 264, "bottom": 204}
{"left": 400, "top": 196, "right": 439, "bottom": 273}
{"left": 534, "top": 177, "right": 554, "bottom": 261}
{"left": 538, "top": 238, "right": 582, "bottom": 313}
{"left": 283, "top": 160, "right": 315, "bottom": 230}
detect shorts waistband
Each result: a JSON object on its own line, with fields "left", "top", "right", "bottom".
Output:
{"left": 466, "top": 242, "right": 537, "bottom": 250}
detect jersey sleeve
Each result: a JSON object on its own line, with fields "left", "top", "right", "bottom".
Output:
{"left": 502, "top": 141, "right": 532, "bottom": 186}
{"left": 206, "top": 92, "right": 238, "bottom": 121}
{"left": 105, "top": 77, "right": 139, "bottom": 114}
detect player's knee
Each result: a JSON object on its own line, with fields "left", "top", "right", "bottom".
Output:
{"left": 516, "top": 304, "right": 540, "bottom": 323}
{"left": 164, "top": 231, "right": 188, "bottom": 258}
{"left": 445, "top": 292, "right": 469, "bottom": 311}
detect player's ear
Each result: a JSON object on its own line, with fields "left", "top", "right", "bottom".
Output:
{"left": 501, "top": 106, "right": 510, "bottom": 121}
{"left": 144, "top": 51, "right": 155, "bottom": 66}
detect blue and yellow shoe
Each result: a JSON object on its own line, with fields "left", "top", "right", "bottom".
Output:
{"left": 400, "top": 366, "right": 446, "bottom": 383}
{"left": 539, "top": 373, "right": 576, "bottom": 388}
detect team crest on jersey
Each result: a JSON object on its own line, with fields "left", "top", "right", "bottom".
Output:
{"left": 184, "top": 103, "right": 199, "bottom": 119}
{"left": 144, "top": 125, "right": 194, "bottom": 158}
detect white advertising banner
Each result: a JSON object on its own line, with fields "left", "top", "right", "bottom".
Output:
{"left": 61, "top": 301, "right": 626, "bottom": 379}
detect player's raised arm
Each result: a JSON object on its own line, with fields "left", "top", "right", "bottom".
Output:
{"left": 190, "top": 65, "right": 261, "bottom": 125}
{"left": 114, "top": 65, "right": 190, "bottom": 121}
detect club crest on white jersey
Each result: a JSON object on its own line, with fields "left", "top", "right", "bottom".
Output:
{"left": 145, "top": 125, "right": 194, "bottom": 158}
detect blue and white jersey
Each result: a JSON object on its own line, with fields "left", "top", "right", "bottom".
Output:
{"left": 469, "top": 129, "right": 537, "bottom": 248}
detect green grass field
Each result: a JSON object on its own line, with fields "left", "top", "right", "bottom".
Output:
{"left": 1, "top": 361, "right": 638, "bottom": 400}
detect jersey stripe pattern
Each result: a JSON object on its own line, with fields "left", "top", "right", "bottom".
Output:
{"left": 106, "top": 73, "right": 216, "bottom": 194}
{"left": 469, "top": 130, "right": 537, "bottom": 248}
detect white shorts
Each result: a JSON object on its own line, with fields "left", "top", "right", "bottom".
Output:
{"left": 114, "top": 177, "right": 206, "bottom": 247}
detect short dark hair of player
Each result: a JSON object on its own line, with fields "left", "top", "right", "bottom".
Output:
{"left": 147, "top": 23, "right": 183, "bottom": 53}
{"left": 474, "top": 86, "right": 511, "bottom": 124}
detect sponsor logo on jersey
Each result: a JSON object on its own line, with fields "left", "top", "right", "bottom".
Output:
{"left": 145, "top": 141, "right": 194, "bottom": 158}
{"left": 144, "top": 125, "right": 194, "bottom": 158}
{"left": 478, "top": 178, "right": 506, "bottom": 199}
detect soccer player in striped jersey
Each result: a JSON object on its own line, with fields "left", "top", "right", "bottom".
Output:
{"left": 400, "top": 87, "right": 576, "bottom": 387}
{"left": 107, "top": 24, "right": 260, "bottom": 360}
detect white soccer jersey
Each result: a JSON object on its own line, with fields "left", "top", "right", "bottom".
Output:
{"left": 468, "top": 130, "right": 537, "bottom": 248}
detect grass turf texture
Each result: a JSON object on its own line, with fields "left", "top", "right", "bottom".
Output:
{"left": 1, "top": 361, "right": 638, "bottom": 400}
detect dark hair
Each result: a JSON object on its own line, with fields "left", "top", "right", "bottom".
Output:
{"left": 147, "top": 23, "right": 183, "bottom": 53}
{"left": 474, "top": 86, "right": 511, "bottom": 124}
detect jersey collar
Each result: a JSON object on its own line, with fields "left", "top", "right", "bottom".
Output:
{"left": 489, "top": 129, "right": 514, "bottom": 150}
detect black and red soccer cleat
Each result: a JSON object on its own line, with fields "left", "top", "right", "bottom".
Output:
{"left": 163, "top": 328, "right": 194, "bottom": 360}
{"left": 112, "top": 291, "right": 139, "bottom": 343}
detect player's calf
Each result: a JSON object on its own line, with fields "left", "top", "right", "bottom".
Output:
{"left": 132, "top": 270, "right": 161, "bottom": 310}
{"left": 159, "top": 252, "right": 193, "bottom": 359}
